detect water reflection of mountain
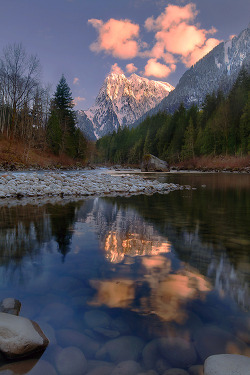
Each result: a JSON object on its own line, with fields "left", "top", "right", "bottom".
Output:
{"left": 77, "top": 198, "right": 171, "bottom": 263}
{"left": 0, "top": 177, "right": 249, "bottom": 309}
{"left": 77, "top": 195, "right": 250, "bottom": 311}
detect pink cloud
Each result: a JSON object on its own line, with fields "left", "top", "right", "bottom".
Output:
{"left": 155, "top": 23, "right": 207, "bottom": 56}
{"left": 145, "top": 3, "right": 220, "bottom": 68}
{"left": 110, "top": 63, "right": 124, "bottom": 75}
{"left": 73, "top": 96, "right": 85, "bottom": 106}
{"left": 126, "top": 63, "right": 138, "bottom": 73}
{"left": 145, "top": 3, "right": 197, "bottom": 31}
{"left": 73, "top": 77, "right": 79, "bottom": 85}
{"left": 88, "top": 18, "right": 140, "bottom": 59}
{"left": 182, "top": 38, "right": 221, "bottom": 67}
{"left": 144, "top": 58, "right": 172, "bottom": 78}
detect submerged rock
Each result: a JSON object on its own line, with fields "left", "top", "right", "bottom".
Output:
{"left": 141, "top": 154, "right": 170, "bottom": 172}
{"left": 96, "top": 335, "right": 144, "bottom": 363}
{"left": 194, "top": 325, "right": 248, "bottom": 362}
{"left": 204, "top": 354, "right": 250, "bottom": 375}
{"left": 55, "top": 346, "right": 87, "bottom": 375}
{"left": 0, "top": 312, "right": 49, "bottom": 359}
{"left": 159, "top": 337, "right": 197, "bottom": 369}
{"left": 110, "top": 360, "right": 142, "bottom": 375}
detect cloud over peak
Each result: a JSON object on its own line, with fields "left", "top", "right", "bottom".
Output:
{"left": 88, "top": 3, "right": 221, "bottom": 78}
{"left": 88, "top": 18, "right": 140, "bottom": 59}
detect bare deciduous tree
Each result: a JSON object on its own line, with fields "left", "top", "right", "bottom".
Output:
{"left": 0, "top": 43, "right": 41, "bottom": 135}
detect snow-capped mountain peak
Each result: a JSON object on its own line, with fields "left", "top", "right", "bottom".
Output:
{"left": 77, "top": 73, "right": 174, "bottom": 140}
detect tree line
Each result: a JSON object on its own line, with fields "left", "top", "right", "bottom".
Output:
{"left": 96, "top": 68, "right": 250, "bottom": 165}
{"left": 0, "top": 43, "right": 87, "bottom": 161}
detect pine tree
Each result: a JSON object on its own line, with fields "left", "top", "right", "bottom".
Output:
{"left": 47, "top": 75, "right": 87, "bottom": 159}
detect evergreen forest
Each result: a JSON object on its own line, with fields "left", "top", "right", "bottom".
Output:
{"left": 96, "top": 69, "right": 250, "bottom": 165}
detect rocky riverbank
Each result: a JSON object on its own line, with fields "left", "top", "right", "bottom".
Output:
{"left": 0, "top": 171, "right": 192, "bottom": 200}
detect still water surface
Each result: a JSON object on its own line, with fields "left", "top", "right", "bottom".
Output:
{"left": 0, "top": 172, "right": 250, "bottom": 374}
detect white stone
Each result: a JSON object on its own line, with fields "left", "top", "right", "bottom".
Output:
{"left": 204, "top": 354, "right": 250, "bottom": 375}
{"left": 0, "top": 312, "right": 49, "bottom": 359}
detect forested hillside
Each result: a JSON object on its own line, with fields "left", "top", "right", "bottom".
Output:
{"left": 96, "top": 69, "right": 250, "bottom": 165}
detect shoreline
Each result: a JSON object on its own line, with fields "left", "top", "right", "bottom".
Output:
{"left": 0, "top": 170, "right": 192, "bottom": 201}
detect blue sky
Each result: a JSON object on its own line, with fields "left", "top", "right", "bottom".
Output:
{"left": 0, "top": 0, "right": 249, "bottom": 109}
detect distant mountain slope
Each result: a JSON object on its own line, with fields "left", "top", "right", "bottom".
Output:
{"left": 149, "top": 24, "right": 250, "bottom": 115}
{"left": 76, "top": 73, "right": 174, "bottom": 140}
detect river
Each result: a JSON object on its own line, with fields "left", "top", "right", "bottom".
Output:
{"left": 0, "top": 172, "right": 249, "bottom": 374}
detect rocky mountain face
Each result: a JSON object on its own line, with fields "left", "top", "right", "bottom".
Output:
{"left": 151, "top": 24, "right": 250, "bottom": 115}
{"left": 76, "top": 73, "right": 174, "bottom": 140}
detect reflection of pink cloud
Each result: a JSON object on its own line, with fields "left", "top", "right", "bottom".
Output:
{"left": 88, "top": 18, "right": 140, "bottom": 59}
{"left": 144, "top": 58, "right": 172, "bottom": 78}
{"left": 145, "top": 3, "right": 197, "bottom": 31}
{"left": 110, "top": 63, "right": 124, "bottom": 75}
{"left": 126, "top": 63, "right": 138, "bottom": 73}
{"left": 89, "top": 279, "right": 135, "bottom": 308}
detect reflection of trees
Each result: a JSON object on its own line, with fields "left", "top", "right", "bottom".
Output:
{"left": 47, "top": 202, "right": 80, "bottom": 261}
{"left": 0, "top": 201, "right": 83, "bottom": 280}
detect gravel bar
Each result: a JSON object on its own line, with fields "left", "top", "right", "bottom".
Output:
{"left": 0, "top": 171, "right": 191, "bottom": 199}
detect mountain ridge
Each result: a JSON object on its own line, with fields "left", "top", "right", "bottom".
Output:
{"left": 77, "top": 73, "right": 174, "bottom": 140}
{"left": 141, "top": 24, "right": 250, "bottom": 119}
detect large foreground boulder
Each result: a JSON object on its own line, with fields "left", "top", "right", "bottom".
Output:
{"left": 0, "top": 312, "right": 49, "bottom": 359}
{"left": 204, "top": 354, "right": 250, "bottom": 375}
{"left": 141, "top": 154, "right": 170, "bottom": 172}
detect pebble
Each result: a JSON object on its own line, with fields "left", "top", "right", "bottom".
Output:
{"left": 55, "top": 346, "right": 87, "bottom": 375}
{"left": 96, "top": 335, "right": 145, "bottom": 363}
{"left": 0, "top": 171, "right": 190, "bottom": 200}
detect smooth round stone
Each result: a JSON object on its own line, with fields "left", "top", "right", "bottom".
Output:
{"left": 86, "top": 360, "right": 115, "bottom": 375}
{"left": 159, "top": 337, "right": 197, "bottom": 368}
{"left": 56, "top": 329, "right": 100, "bottom": 358}
{"left": 55, "top": 346, "right": 87, "bottom": 375}
{"left": 38, "top": 303, "right": 74, "bottom": 328}
{"left": 84, "top": 310, "right": 111, "bottom": 328}
{"left": 163, "top": 369, "right": 189, "bottom": 375}
{"left": 142, "top": 339, "right": 160, "bottom": 369}
{"left": 155, "top": 358, "right": 171, "bottom": 374}
{"left": 26, "top": 360, "right": 57, "bottom": 375}
{"left": 93, "top": 326, "right": 120, "bottom": 338}
{"left": 111, "top": 317, "right": 130, "bottom": 335}
{"left": 111, "top": 360, "right": 142, "bottom": 375}
{"left": 194, "top": 325, "right": 247, "bottom": 362}
{"left": 188, "top": 365, "right": 204, "bottom": 375}
{"left": 96, "top": 336, "right": 145, "bottom": 363}
{"left": 204, "top": 354, "right": 250, "bottom": 375}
